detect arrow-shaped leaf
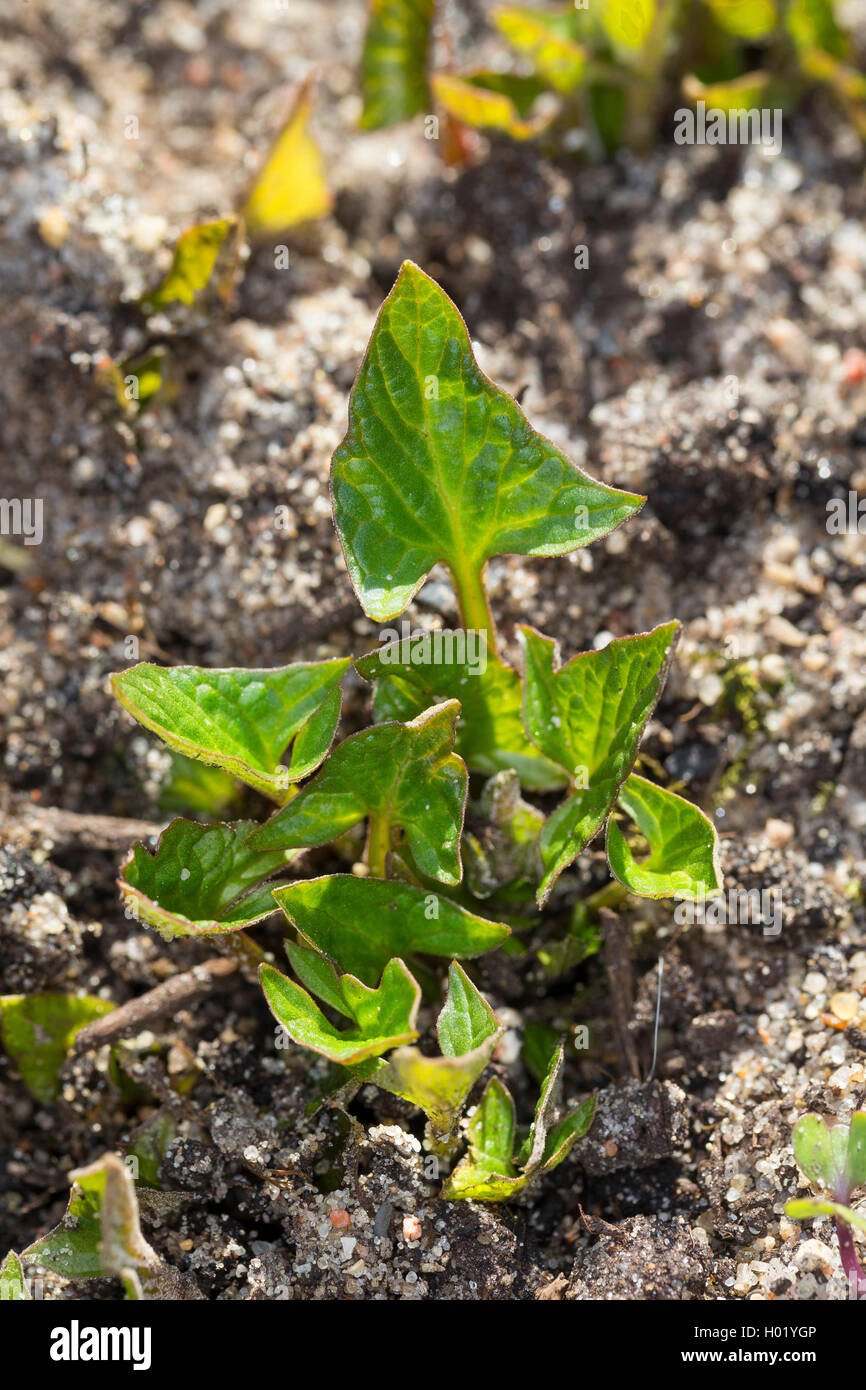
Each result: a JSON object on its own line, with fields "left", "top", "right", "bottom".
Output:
{"left": 249, "top": 702, "right": 468, "bottom": 885}
{"left": 360, "top": 0, "right": 436, "bottom": 130}
{"left": 120, "top": 819, "right": 291, "bottom": 939}
{"left": 111, "top": 658, "right": 349, "bottom": 802}
{"left": 260, "top": 956, "right": 420, "bottom": 1064}
{"left": 363, "top": 962, "right": 502, "bottom": 1145}
{"left": 331, "top": 262, "right": 644, "bottom": 632}
{"left": 138, "top": 217, "right": 242, "bottom": 318}
{"left": 242, "top": 77, "right": 333, "bottom": 235}
{"left": 0, "top": 993, "right": 114, "bottom": 1104}
{"left": 356, "top": 641, "right": 566, "bottom": 790}
{"left": 607, "top": 773, "right": 722, "bottom": 901}
{"left": 272, "top": 874, "right": 509, "bottom": 986}
{"left": 520, "top": 622, "right": 680, "bottom": 902}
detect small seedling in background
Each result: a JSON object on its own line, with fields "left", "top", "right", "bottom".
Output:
{"left": 786, "top": 1112, "right": 866, "bottom": 1287}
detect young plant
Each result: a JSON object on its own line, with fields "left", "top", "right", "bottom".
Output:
{"left": 360, "top": 0, "right": 866, "bottom": 154}
{"left": 786, "top": 1112, "right": 866, "bottom": 1288}
{"left": 99, "top": 260, "right": 721, "bottom": 1204}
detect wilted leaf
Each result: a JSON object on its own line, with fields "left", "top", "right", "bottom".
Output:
{"left": 260, "top": 955, "right": 421, "bottom": 1064}
{"left": 0, "top": 1251, "right": 28, "bottom": 1301}
{"left": 250, "top": 702, "right": 468, "bottom": 885}
{"left": 331, "top": 262, "right": 643, "bottom": 631}
{"left": 493, "top": 6, "right": 588, "bottom": 91}
{"left": 431, "top": 72, "right": 552, "bottom": 139}
{"left": 0, "top": 993, "right": 114, "bottom": 1103}
{"left": 356, "top": 641, "right": 566, "bottom": 790}
{"left": 272, "top": 874, "right": 509, "bottom": 986}
{"left": 138, "top": 217, "right": 242, "bottom": 317}
{"left": 111, "top": 658, "right": 349, "bottom": 801}
{"left": 360, "top": 0, "right": 436, "bottom": 129}
{"left": 682, "top": 69, "right": 779, "bottom": 112}
{"left": 606, "top": 773, "right": 722, "bottom": 900}
{"left": 242, "top": 78, "right": 332, "bottom": 235}
{"left": 120, "top": 819, "right": 290, "bottom": 939}
{"left": 520, "top": 622, "right": 680, "bottom": 902}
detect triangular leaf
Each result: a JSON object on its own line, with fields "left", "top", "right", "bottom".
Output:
{"left": 260, "top": 957, "right": 421, "bottom": 1065}
{"left": 360, "top": 0, "right": 436, "bottom": 130}
{"left": 440, "top": 1076, "right": 519, "bottom": 1199}
{"left": 120, "top": 819, "right": 290, "bottom": 939}
{"left": 607, "top": 773, "right": 722, "bottom": 900}
{"left": 331, "top": 262, "right": 644, "bottom": 627}
{"left": 0, "top": 993, "right": 114, "bottom": 1104}
{"left": 357, "top": 641, "right": 566, "bottom": 790}
{"left": 242, "top": 77, "right": 332, "bottom": 235}
{"left": 111, "top": 658, "right": 349, "bottom": 802}
{"left": 520, "top": 622, "right": 680, "bottom": 902}
{"left": 273, "top": 874, "right": 509, "bottom": 986}
{"left": 249, "top": 702, "right": 468, "bottom": 885}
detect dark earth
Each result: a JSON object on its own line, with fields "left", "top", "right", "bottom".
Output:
{"left": 1, "top": 0, "right": 866, "bottom": 1300}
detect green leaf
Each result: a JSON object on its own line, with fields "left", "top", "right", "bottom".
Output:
{"left": 249, "top": 702, "right": 468, "bottom": 885}
{"left": 537, "top": 899, "right": 602, "bottom": 978}
{"left": 260, "top": 957, "right": 421, "bottom": 1065}
{"left": 431, "top": 72, "right": 552, "bottom": 139}
{"left": 493, "top": 6, "right": 589, "bottom": 91}
{"left": 522, "top": 1021, "right": 560, "bottom": 1083}
{"left": 847, "top": 1112, "right": 866, "bottom": 1190}
{"left": 360, "top": 0, "right": 436, "bottom": 130}
{"left": 785, "top": 1198, "right": 866, "bottom": 1236}
{"left": 111, "top": 658, "right": 349, "bottom": 802}
{"left": 242, "top": 77, "right": 333, "bottom": 235}
{"left": 121, "top": 818, "right": 290, "bottom": 939}
{"left": 785, "top": 0, "right": 846, "bottom": 57}
{"left": 792, "top": 1114, "right": 850, "bottom": 1196}
{"left": 520, "top": 622, "right": 680, "bottom": 903}
{"left": 606, "top": 774, "right": 722, "bottom": 900}
{"left": 128, "top": 1111, "right": 176, "bottom": 1189}
{"left": 365, "top": 962, "right": 501, "bottom": 1143}
{"left": 701, "top": 0, "right": 777, "bottom": 40}
{"left": 442, "top": 1049, "right": 595, "bottom": 1200}
{"left": 0, "top": 993, "right": 114, "bottom": 1104}
{"left": 331, "top": 262, "right": 644, "bottom": 629}
{"left": 356, "top": 641, "right": 566, "bottom": 790}
{"left": 138, "top": 217, "right": 241, "bottom": 317}
{"left": 0, "top": 1251, "right": 28, "bottom": 1301}
{"left": 272, "top": 874, "right": 509, "bottom": 986}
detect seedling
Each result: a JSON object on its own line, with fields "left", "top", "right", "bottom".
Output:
{"left": 46, "top": 261, "right": 723, "bottom": 1217}
{"left": 361, "top": 0, "right": 866, "bottom": 153}
{"left": 786, "top": 1112, "right": 866, "bottom": 1287}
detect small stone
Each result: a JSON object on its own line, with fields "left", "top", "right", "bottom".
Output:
{"left": 38, "top": 206, "right": 69, "bottom": 248}
{"left": 402, "top": 1215, "right": 422, "bottom": 1241}
{"left": 765, "top": 818, "right": 794, "bottom": 848}
{"left": 765, "top": 615, "right": 807, "bottom": 648}
{"left": 803, "top": 971, "right": 827, "bottom": 996}
{"left": 830, "top": 991, "right": 859, "bottom": 1022}
{"left": 329, "top": 1209, "right": 351, "bottom": 1230}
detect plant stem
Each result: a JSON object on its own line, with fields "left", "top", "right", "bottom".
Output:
{"left": 836, "top": 1215, "right": 866, "bottom": 1292}
{"left": 585, "top": 880, "right": 628, "bottom": 914}
{"left": 367, "top": 813, "right": 392, "bottom": 879}
{"left": 451, "top": 560, "right": 498, "bottom": 658}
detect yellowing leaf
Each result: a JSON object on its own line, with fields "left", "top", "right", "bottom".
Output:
{"left": 138, "top": 218, "right": 241, "bottom": 317}
{"left": 432, "top": 73, "right": 552, "bottom": 140}
{"left": 243, "top": 79, "right": 332, "bottom": 237}
{"left": 599, "top": 0, "right": 656, "bottom": 51}
{"left": 493, "top": 6, "right": 589, "bottom": 92}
